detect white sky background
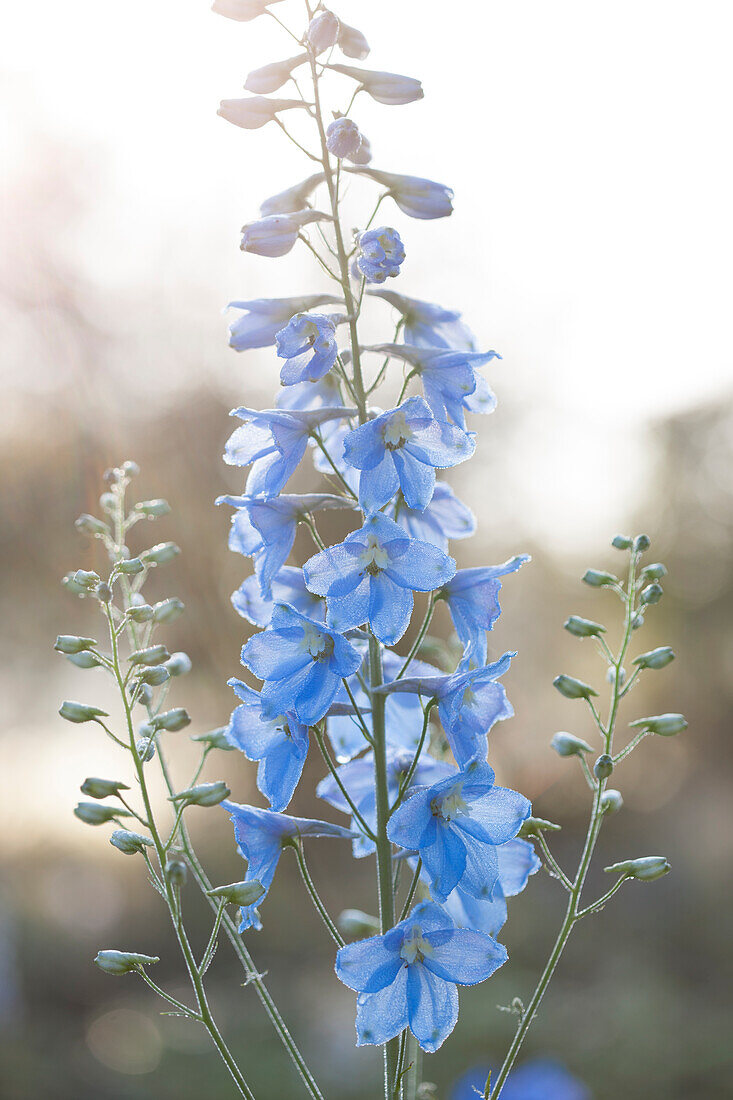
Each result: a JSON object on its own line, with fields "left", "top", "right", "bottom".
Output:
{"left": 2, "top": 0, "right": 733, "bottom": 551}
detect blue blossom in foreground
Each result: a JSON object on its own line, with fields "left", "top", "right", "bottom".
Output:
{"left": 276, "top": 371, "right": 343, "bottom": 411}
{"left": 259, "top": 173, "right": 326, "bottom": 217}
{"left": 244, "top": 54, "right": 308, "bottom": 94}
{"left": 342, "top": 396, "right": 475, "bottom": 513}
{"left": 224, "top": 406, "right": 355, "bottom": 498}
{"left": 240, "top": 210, "right": 333, "bottom": 257}
{"left": 222, "top": 801, "right": 354, "bottom": 929}
{"left": 356, "top": 228, "right": 405, "bottom": 284}
{"left": 441, "top": 838, "right": 540, "bottom": 937}
{"left": 369, "top": 289, "right": 477, "bottom": 350}
{"left": 328, "top": 64, "right": 424, "bottom": 105}
{"left": 232, "top": 566, "right": 324, "bottom": 627}
{"left": 226, "top": 680, "right": 309, "bottom": 811}
{"left": 241, "top": 603, "right": 361, "bottom": 725}
{"left": 303, "top": 513, "right": 455, "bottom": 644}
{"left": 389, "top": 482, "right": 475, "bottom": 551}
{"left": 387, "top": 759, "right": 531, "bottom": 903}
{"left": 335, "top": 900, "right": 506, "bottom": 1052}
{"left": 219, "top": 493, "right": 354, "bottom": 597}
{"left": 326, "top": 117, "right": 363, "bottom": 159}
{"left": 227, "top": 294, "right": 339, "bottom": 350}
{"left": 439, "top": 556, "right": 530, "bottom": 664}
{"left": 212, "top": 0, "right": 285, "bottom": 22}
{"left": 218, "top": 96, "right": 310, "bottom": 131}
{"left": 349, "top": 167, "right": 454, "bottom": 219}
{"left": 275, "top": 313, "right": 340, "bottom": 385}
{"left": 379, "top": 652, "right": 515, "bottom": 767}
{"left": 318, "top": 747, "right": 454, "bottom": 856}
{"left": 450, "top": 1060, "right": 590, "bottom": 1100}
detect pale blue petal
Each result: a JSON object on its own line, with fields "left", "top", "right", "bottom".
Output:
{"left": 406, "top": 963, "right": 458, "bottom": 1053}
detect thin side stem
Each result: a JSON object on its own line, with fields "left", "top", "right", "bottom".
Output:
{"left": 293, "top": 843, "right": 345, "bottom": 948}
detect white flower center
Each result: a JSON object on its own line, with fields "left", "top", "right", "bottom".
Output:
{"left": 358, "top": 534, "right": 390, "bottom": 576}
{"left": 300, "top": 624, "right": 333, "bottom": 662}
{"left": 400, "top": 924, "right": 433, "bottom": 965}
{"left": 432, "top": 783, "right": 470, "bottom": 822}
{"left": 382, "top": 411, "right": 413, "bottom": 451}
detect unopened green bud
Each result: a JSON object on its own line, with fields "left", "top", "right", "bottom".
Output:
{"left": 74, "top": 802, "right": 132, "bottom": 826}
{"left": 66, "top": 650, "right": 104, "bottom": 669}
{"left": 165, "top": 652, "right": 192, "bottom": 677}
{"left": 629, "top": 712, "right": 687, "bottom": 737}
{"left": 191, "top": 726, "right": 234, "bottom": 751}
{"left": 134, "top": 499, "right": 171, "bottom": 518}
{"left": 96, "top": 582, "right": 112, "bottom": 604}
{"left": 62, "top": 572, "right": 88, "bottom": 595}
{"left": 126, "top": 604, "right": 155, "bottom": 623}
{"left": 553, "top": 674, "right": 598, "bottom": 700}
{"left": 75, "top": 514, "right": 109, "bottom": 537}
{"left": 121, "top": 460, "right": 140, "bottom": 477}
{"left": 141, "top": 542, "right": 180, "bottom": 566}
{"left": 152, "top": 597, "right": 185, "bottom": 624}
{"left": 640, "top": 583, "right": 663, "bottom": 605}
{"left": 72, "top": 569, "right": 101, "bottom": 590}
{"left": 136, "top": 738, "right": 156, "bottom": 762}
{"left": 611, "top": 534, "right": 633, "bottom": 550}
{"left": 582, "top": 569, "right": 618, "bottom": 588}
{"left": 169, "top": 781, "right": 230, "bottom": 808}
{"left": 152, "top": 707, "right": 190, "bottom": 732}
{"left": 81, "top": 777, "right": 130, "bottom": 799}
{"left": 338, "top": 909, "right": 381, "bottom": 938}
{"left": 110, "top": 829, "right": 153, "bottom": 855}
{"left": 593, "top": 754, "right": 614, "bottom": 780}
{"left": 564, "top": 615, "right": 606, "bottom": 638}
{"left": 166, "top": 858, "right": 188, "bottom": 886}
{"left": 605, "top": 856, "right": 670, "bottom": 881}
{"left": 99, "top": 491, "right": 116, "bottom": 512}
{"left": 600, "top": 789, "right": 624, "bottom": 815}
{"left": 59, "top": 700, "right": 109, "bottom": 724}
{"left": 94, "top": 950, "right": 159, "bottom": 976}
{"left": 633, "top": 534, "right": 651, "bottom": 553}
{"left": 135, "top": 665, "right": 170, "bottom": 687}
{"left": 639, "top": 562, "right": 666, "bottom": 583}
{"left": 633, "top": 646, "right": 675, "bottom": 671}
{"left": 206, "top": 880, "right": 265, "bottom": 906}
{"left": 551, "top": 731, "right": 593, "bottom": 757}
{"left": 518, "top": 816, "right": 561, "bottom": 839}
{"left": 117, "top": 558, "right": 144, "bottom": 575}
{"left": 54, "top": 635, "right": 98, "bottom": 655}
{"left": 129, "top": 644, "right": 170, "bottom": 666}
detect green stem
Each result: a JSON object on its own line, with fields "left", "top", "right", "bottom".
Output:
{"left": 535, "top": 832, "right": 572, "bottom": 892}
{"left": 396, "top": 597, "right": 436, "bottom": 679}
{"left": 314, "top": 726, "right": 376, "bottom": 840}
{"left": 388, "top": 703, "right": 434, "bottom": 819}
{"left": 293, "top": 843, "right": 345, "bottom": 947}
{"left": 398, "top": 858, "right": 422, "bottom": 923}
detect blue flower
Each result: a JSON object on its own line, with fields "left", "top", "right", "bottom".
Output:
{"left": 326, "top": 118, "right": 363, "bottom": 159}
{"left": 318, "top": 747, "right": 454, "bottom": 857}
{"left": 222, "top": 800, "right": 354, "bottom": 930}
{"left": 275, "top": 312, "right": 341, "bottom": 385}
{"left": 389, "top": 482, "right": 475, "bottom": 551}
{"left": 342, "top": 396, "right": 475, "bottom": 513}
{"left": 378, "top": 653, "right": 516, "bottom": 767}
{"left": 232, "top": 566, "right": 325, "bottom": 627}
{"left": 218, "top": 96, "right": 311, "bottom": 131}
{"left": 335, "top": 900, "right": 506, "bottom": 1052}
{"left": 303, "top": 513, "right": 455, "bottom": 644}
{"left": 450, "top": 1060, "right": 590, "bottom": 1100}
{"left": 440, "top": 838, "right": 540, "bottom": 937}
{"left": 369, "top": 289, "right": 477, "bottom": 350}
{"left": 260, "top": 173, "right": 325, "bottom": 217}
{"left": 328, "top": 64, "right": 423, "bottom": 106}
{"left": 356, "top": 228, "right": 406, "bottom": 284}
{"left": 218, "top": 493, "right": 356, "bottom": 598}
{"left": 387, "top": 759, "right": 531, "bottom": 903}
{"left": 225, "top": 680, "right": 309, "bottom": 811}
{"left": 241, "top": 603, "right": 362, "bottom": 725}
{"left": 227, "top": 294, "right": 340, "bottom": 351}
{"left": 224, "top": 405, "right": 355, "bottom": 498}
{"left": 240, "top": 210, "right": 332, "bottom": 257}
{"left": 439, "top": 556, "right": 530, "bottom": 664}
{"left": 275, "top": 372, "right": 343, "bottom": 411}
{"left": 348, "top": 167, "right": 453, "bottom": 219}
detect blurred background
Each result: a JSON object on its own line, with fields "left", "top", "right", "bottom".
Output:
{"left": 2, "top": 1, "right": 732, "bottom": 1097}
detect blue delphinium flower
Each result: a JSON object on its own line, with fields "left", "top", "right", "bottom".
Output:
{"left": 326, "top": 117, "right": 363, "bottom": 159}
{"left": 241, "top": 603, "right": 362, "bottom": 725}
{"left": 389, "top": 482, "right": 475, "bottom": 551}
{"left": 450, "top": 1060, "right": 590, "bottom": 1100}
{"left": 348, "top": 167, "right": 454, "bottom": 219}
{"left": 318, "top": 747, "right": 454, "bottom": 857}
{"left": 379, "top": 653, "right": 516, "bottom": 767}
{"left": 232, "top": 566, "right": 325, "bottom": 627}
{"left": 342, "top": 396, "right": 475, "bottom": 513}
{"left": 440, "top": 838, "right": 541, "bottom": 937}
{"left": 439, "top": 556, "right": 530, "bottom": 664}
{"left": 356, "top": 228, "right": 406, "bottom": 284}
{"left": 225, "top": 680, "right": 309, "bottom": 811}
{"left": 219, "top": 493, "right": 356, "bottom": 597}
{"left": 224, "top": 406, "right": 355, "bottom": 498}
{"left": 240, "top": 210, "right": 334, "bottom": 256}
{"left": 387, "top": 758, "right": 531, "bottom": 903}
{"left": 222, "top": 801, "right": 355, "bottom": 930}
{"left": 335, "top": 900, "right": 507, "bottom": 1052}
{"left": 275, "top": 313, "right": 340, "bottom": 385}
{"left": 369, "top": 289, "right": 477, "bottom": 350}
{"left": 227, "top": 294, "right": 340, "bottom": 351}
{"left": 303, "top": 512, "right": 455, "bottom": 644}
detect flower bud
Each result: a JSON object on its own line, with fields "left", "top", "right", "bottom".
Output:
{"left": 338, "top": 909, "right": 381, "bottom": 938}
{"left": 166, "top": 858, "right": 188, "bottom": 886}
{"left": 152, "top": 708, "right": 191, "bottom": 732}
{"left": 307, "top": 10, "right": 339, "bottom": 53}
{"left": 94, "top": 950, "right": 159, "bottom": 976}
{"left": 550, "top": 731, "right": 593, "bottom": 757}
{"left": 153, "top": 597, "right": 185, "bottom": 624}
{"left": 640, "top": 583, "right": 663, "bottom": 605}
{"left": 164, "top": 652, "right": 192, "bottom": 677}
{"left": 75, "top": 514, "right": 109, "bottom": 537}
{"left": 337, "top": 21, "right": 369, "bottom": 60}
{"left": 326, "top": 117, "right": 362, "bottom": 159}
{"left": 563, "top": 615, "right": 606, "bottom": 638}
{"left": 518, "top": 816, "right": 561, "bottom": 839}
{"left": 72, "top": 569, "right": 101, "bottom": 591}
{"left": 81, "top": 777, "right": 130, "bottom": 799}
{"left": 633, "top": 534, "right": 651, "bottom": 553}
{"left": 134, "top": 499, "right": 171, "bottom": 518}
{"left": 121, "top": 460, "right": 140, "bottom": 478}
{"left": 219, "top": 96, "right": 311, "bottom": 131}
{"left": 639, "top": 562, "right": 666, "bottom": 583}
{"left": 206, "top": 880, "right": 265, "bottom": 906}
{"left": 629, "top": 712, "right": 687, "bottom": 737}
{"left": 582, "top": 569, "right": 618, "bottom": 588}
{"left": 66, "top": 650, "right": 104, "bottom": 669}
{"left": 633, "top": 646, "right": 675, "bottom": 671}
{"left": 127, "top": 604, "right": 155, "bottom": 623}
{"left": 136, "top": 738, "right": 156, "bottom": 762}
{"left": 140, "top": 542, "right": 180, "bottom": 566}
{"left": 117, "top": 558, "right": 144, "bottom": 575}
{"left": 553, "top": 674, "right": 598, "bottom": 700}
{"left": 611, "top": 534, "right": 633, "bottom": 550}
{"left": 328, "top": 65, "right": 423, "bottom": 106}
{"left": 244, "top": 54, "right": 308, "bottom": 95}
{"left": 604, "top": 856, "right": 670, "bottom": 881}
{"left": 54, "top": 635, "right": 98, "bottom": 655}
{"left": 135, "top": 665, "right": 171, "bottom": 687}
{"left": 593, "top": 754, "right": 614, "bottom": 780}
{"left": 59, "top": 700, "right": 109, "bottom": 724}
{"left": 129, "top": 645, "right": 170, "bottom": 666}
{"left": 169, "top": 781, "right": 230, "bottom": 808}
{"left": 191, "top": 726, "right": 235, "bottom": 751}
{"left": 74, "top": 802, "right": 132, "bottom": 826}
{"left": 347, "top": 133, "right": 372, "bottom": 165}
{"left": 600, "top": 789, "right": 624, "bottom": 815}
{"left": 96, "top": 582, "right": 113, "bottom": 604}
{"left": 110, "top": 829, "right": 153, "bottom": 855}
{"left": 99, "top": 491, "right": 117, "bottom": 512}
